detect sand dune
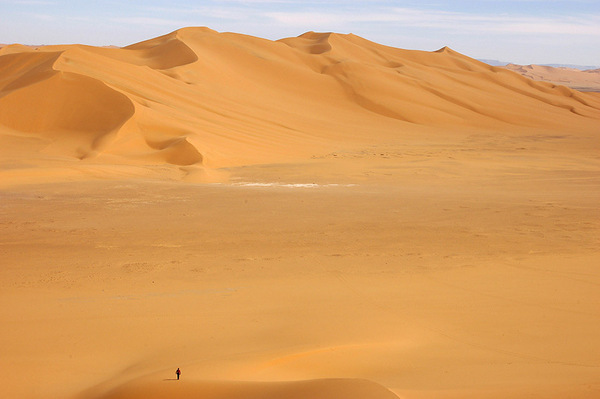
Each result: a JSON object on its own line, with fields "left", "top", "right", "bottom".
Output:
{"left": 1, "top": 27, "right": 599, "bottom": 182}
{"left": 91, "top": 378, "right": 399, "bottom": 399}
{"left": 1, "top": 28, "right": 599, "bottom": 399}
{"left": 504, "top": 63, "right": 600, "bottom": 92}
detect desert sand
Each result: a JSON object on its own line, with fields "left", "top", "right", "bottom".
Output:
{"left": 1, "top": 28, "right": 599, "bottom": 399}
{"left": 503, "top": 63, "right": 600, "bottom": 92}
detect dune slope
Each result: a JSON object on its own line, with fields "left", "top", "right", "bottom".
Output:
{"left": 92, "top": 378, "right": 399, "bottom": 399}
{"left": 1, "top": 27, "right": 599, "bottom": 179}
{"left": 503, "top": 63, "right": 600, "bottom": 92}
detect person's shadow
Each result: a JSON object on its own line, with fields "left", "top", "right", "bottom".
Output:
{"left": 163, "top": 378, "right": 179, "bottom": 381}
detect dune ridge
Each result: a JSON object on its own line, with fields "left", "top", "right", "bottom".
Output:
{"left": 1, "top": 27, "right": 599, "bottom": 181}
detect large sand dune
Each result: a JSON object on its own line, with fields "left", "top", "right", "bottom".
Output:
{"left": 1, "top": 27, "right": 599, "bottom": 182}
{"left": 1, "top": 28, "right": 599, "bottom": 399}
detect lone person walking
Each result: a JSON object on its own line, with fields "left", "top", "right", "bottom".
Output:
{"left": 176, "top": 368, "right": 181, "bottom": 380}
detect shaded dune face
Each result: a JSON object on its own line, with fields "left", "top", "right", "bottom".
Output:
{"left": 0, "top": 51, "right": 61, "bottom": 92}
{"left": 121, "top": 31, "right": 200, "bottom": 70}
{"left": 0, "top": 50, "right": 135, "bottom": 160}
{"left": 0, "top": 70, "right": 134, "bottom": 159}
{"left": 0, "top": 27, "right": 599, "bottom": 168}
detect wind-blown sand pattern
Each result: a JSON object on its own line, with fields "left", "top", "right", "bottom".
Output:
{"left": 1, "top": 28, "right": 599, "bottom": 399}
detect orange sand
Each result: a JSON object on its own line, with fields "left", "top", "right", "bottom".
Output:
{"left": 1, "top": 28, "right": 599, "bottom": 399}
{"left": 503, "top": 63, "right": 600, "bottom": 92}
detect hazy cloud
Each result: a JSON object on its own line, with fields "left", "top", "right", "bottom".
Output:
{"left": 111, "top": 16, "right": 191, "bottom": 26}
{"left": 2, "top": 0, "right": 598, "bottom": 64}
{"left": 264, "top": 7, "right": 600, "bottom": 36}
{"left": 4, "top": 0, "right": 56, "bottom": 4}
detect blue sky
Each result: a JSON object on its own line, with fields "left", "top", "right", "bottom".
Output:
{"left": 1, "top": 0, "right": 599, "bottom": 66}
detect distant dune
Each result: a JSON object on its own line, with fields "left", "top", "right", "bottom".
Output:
{"left": 1, "top": 27, "right": 599, "bottom": 183}
{"left": 503, "top": 63, "right": 600, "bottom": 92}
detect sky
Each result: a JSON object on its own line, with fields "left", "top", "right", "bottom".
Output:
{"left": 1, "top": 0, "right": 599, "bottom": 66}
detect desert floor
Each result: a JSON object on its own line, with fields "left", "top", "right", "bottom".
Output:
{"left": 1, "top": 127, "right": 599, "bottom": 399}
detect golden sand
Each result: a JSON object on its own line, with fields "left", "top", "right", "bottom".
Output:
{"left": 1, "top": 28, "right": 599, "bottom": 399}
{"left": 503, "top": 63, "right": 600, "bottom": 92}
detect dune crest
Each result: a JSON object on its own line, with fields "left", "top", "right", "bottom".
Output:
{"left": 122, "top": 30, "right": 200, "bottom": 70}
{"left": 1, "top": 27, "right": 599, "bottom": 180}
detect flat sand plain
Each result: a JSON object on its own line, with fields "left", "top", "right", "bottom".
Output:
{"left": 1, "top": 28, "right": 599, "bottom": 399}
{"left": 2, "top": 134, "right": 599, "bottom": 398}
